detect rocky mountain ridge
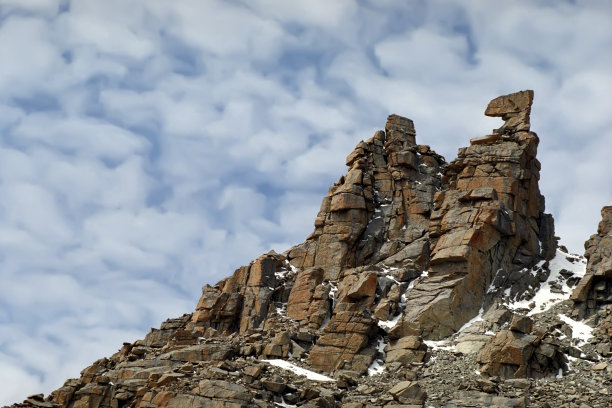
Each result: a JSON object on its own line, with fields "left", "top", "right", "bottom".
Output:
{"left": 7, "top": 91, "right": 611, "bottom": 408}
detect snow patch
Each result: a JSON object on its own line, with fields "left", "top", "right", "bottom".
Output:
{"left": 385, "top": 274, "right": 400, "bottom": 284}
{"left": 424, "top": 339, "right": 455, "bottom": 351}
{"left": 506, "top": 249, "right": 586, "bottom": 315}
{"left": 275, "top": 304, "right": 287, "bottom": 318}
{"left": 263, "top": 359, "right": 335, "bottom": 382}
{"left": 274, "top": 397, "right": 296, "bottom": 407}
{"left": 367, "top": 338, "right": 387, "bottom": 376}
{"left": 328, "top": 281, "right": 338, "bottom": 301}
{"left": 558, "top": 314, "right": 593, "bottom": 345}
{"left": 456, "top": 307, "right": 484, "bottom": 334}
{"left": 276, "top": 261, "right": 298, "bottom": 280}
{"left": 378, "top": 313, "right": 401, "bottom": 330}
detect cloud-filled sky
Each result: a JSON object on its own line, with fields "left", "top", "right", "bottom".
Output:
{"left": 0, "top": 0, "right": 610, "bottom": 403}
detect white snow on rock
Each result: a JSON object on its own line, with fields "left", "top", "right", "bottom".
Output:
{"left": 275, "top": 261, "right": 298, "bottom": 280}
{"left": 424, "top": 339, "right": 455, "bottom": 351}
{"left": 274, "top": 398, "right": 296, "bottom": 408}
{"left": 378, "top": 313, "right": 402, "bottom": 330}
{"left": 558, "top": 314, "right": 593, "bottom": 344}
{"left": 456, "top": 306, "right": 484, "bottom": 334}
{"left": 262, "top": 359, "right": 335, "bottom": 382}
{"left": 367, "top": 337, "right": 387, "bottom": 376}
{"left": 506, "top": 249, "right": 586, "bottom": 315}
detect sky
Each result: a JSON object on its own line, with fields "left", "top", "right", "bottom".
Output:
{"left": 0, "top": 0, "right": 610, "bottom": 403}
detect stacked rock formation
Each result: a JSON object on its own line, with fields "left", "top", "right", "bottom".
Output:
{"left": 389, "top": 90, "right": 555, "bottom": 340}
{"left": 13, "top": 91, "right": 612, "bottom": 408}
{"left": 477, "top": 314, "right": 567, "bottom": 379}
{"left": 286, "top": 114, "right": 444, "bottom": 279}
{"left": 571, "top": 206, "right": 612, "bottom": 317}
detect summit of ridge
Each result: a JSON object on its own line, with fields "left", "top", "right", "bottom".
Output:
{"left": 7, "top": 91, "right": 611, "bottom": 408}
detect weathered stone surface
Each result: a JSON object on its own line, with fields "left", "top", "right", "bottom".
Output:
{"left": 194, "top": 380, "right": 252, "bottom": 402}
{"left": 337, "top": 271, "right": 377, "bottom": 304}
{"left": 262, "top": 331, "right": 291, "bottom": 358}
{"left": 477, "top": 328, "right": 567, "bottom": 379}
{"left": 391, "top": 91, "right": 555, "bottom": 340}
{"left": 485, "top": 90, "right": 534, "bottom": 133}
{"left": 385, "top": 336, "right": 428, "bottom": 364}
{"left": 441, "top": 392, "right": 527, "bottom": 408}
{"left": 14, "top": 91, "right": 597, "bottom": 408}
{"left": 308, "top": 302, "right": 376, "bottom": 374}
{"left": 510, "top": 314, "right": 533, "bottom": 334}
{"left": 572, "top": 206, "right": 612, "bottom": 317}
{"left": 287, "top": 114, "right": 444, "bottom": 280}
{"left": 485, "top": 90, "right": 533, "bottom": 117}
{"left": 287, "top": 268, "right": 325, "bottom": 321}
{"left": 192, "top": 251, "right": 287, "bottom": 334}
{"left": 388, "top": 381, "right": 427, "bottom": 404}
{"left": 160, "top": 344, "right": 232, "bottom": 363}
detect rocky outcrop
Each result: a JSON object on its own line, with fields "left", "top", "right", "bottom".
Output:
{"left": 192, "top": 251, "right": 291, "bottom": 334}
{"left": 390, "top": 90, "right": 555, "bottom": 340}
{"left": 477, "top": 315, "right": 567, "bottom": 379}
{"left": 287, "top": 115, "right": 445, "bottom": 279}
{"left": 571, "top": 206, "right": 612, "bottom": 317}
{"left": 16, "top": 91, "right": 608, "bottom": 408}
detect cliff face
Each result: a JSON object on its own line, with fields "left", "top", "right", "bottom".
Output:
{"left": 9, "top": 92, "right": 612, "bottom": 408}
{"left": 571, "top": 206, "right": 612, "bottom": 318}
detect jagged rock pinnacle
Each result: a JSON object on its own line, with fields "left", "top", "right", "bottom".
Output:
{"left": 9, "top": 91, "right": 612, "bottom": 408}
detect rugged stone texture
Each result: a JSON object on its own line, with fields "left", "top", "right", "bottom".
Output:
{"left": 192, "top": 251, "right": 288, "bottom": 334}
{"left": 572, "top": 206, "right": 612, "bottom": 317}
{"left": 477, "top": 322, "right": 567, "bottom": 379}
{"left": 307, "top": 301, "right": 377, "bottom": 374}
{"left": 287, "top": 115, "right": 445, "bottom": 280}
{"left": 388, "top": 381, "right": 427, "bottom": 405}
{"left": 385, "top": 335, "right": 428, "bottom": 364}
{"left": 16, "top": 91, "right": 610, "bottom": 408}
{"left": 286, "top": 267, "right": 326, "bottom": 322}
{"left": 484, "top": 89, "right": 534, "bottom": 133}
{"left": 390, "top": 90, "right": 555, "bottom": 340}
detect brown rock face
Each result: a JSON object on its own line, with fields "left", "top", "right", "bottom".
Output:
{"left": 477, "top": 325, "right": 567, "bottom": 379}
{"left": 484, "top": 90, "right": 534, "bottom": 133}
{"left": 11, "top": 91, "right": 569, "bottom": 408}
{"left": 192, "top": 251, "right": 289, "bottom": 334}
{"left": 286, "top": 267, "right": 327, "bottom": 325}
{"left": 307, "top": 301, "right": 377, "bottom": 373}
{"left": 287, "top": 114, "right": 445, "bottom": 280}
{"left": 385, "top": 335, "right": 428, "bottom": 365}
{"left": 391, "top": 90, "right": 555, "bottom": 340}
{"left": 571, "top": 206, "right": 612, "bottom": 317}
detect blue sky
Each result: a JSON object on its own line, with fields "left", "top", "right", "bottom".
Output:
{"left": 0, "top": 0, "right": 610, "bottom": 403}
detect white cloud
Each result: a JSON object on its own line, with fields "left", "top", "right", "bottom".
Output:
{"left": 0, "top": 0, "right": 610, "bottom": 404}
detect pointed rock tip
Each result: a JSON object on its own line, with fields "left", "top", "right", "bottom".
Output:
{"left": 485, "top": 90, "right": 534, "bottom": 117}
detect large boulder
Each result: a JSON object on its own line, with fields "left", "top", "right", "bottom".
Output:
{"left": 477, "top": 325, "right": 567, "bottom": 379}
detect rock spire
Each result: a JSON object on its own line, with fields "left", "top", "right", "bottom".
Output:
{"left": 12, "top": 91, "right": 612, "bottom": 408}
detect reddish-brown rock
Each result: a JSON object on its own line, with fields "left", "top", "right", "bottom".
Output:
{"left": 477, "top": 328, "right": 567, "bottom": 379}
{"left": 286, "top": 268, "right": 325, "bottom": 322}
{"left": 390, "top": 91, "right": 555, "bottom": 340}
{"left": 192, "top": 251, "right": 287, "bottom": 334}
{"left": 307, "top": 302, "right": 377, "bottom": 374}
{"left": 287, "top": 115, "right": 445, "bottom": 279}
{"left": 571, "top": 206, "right": 612, "bottom": 317}
{"left": 9, "top": 91, "right": 575, "bottom": 408}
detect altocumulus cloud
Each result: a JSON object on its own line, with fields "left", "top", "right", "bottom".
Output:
{"left": 0, "top": 0, "right": 610, "bottom": 403}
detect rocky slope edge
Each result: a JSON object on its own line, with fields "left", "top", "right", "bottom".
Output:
{"left": 7, "top": 91, "right": 611, "bottom": 408}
